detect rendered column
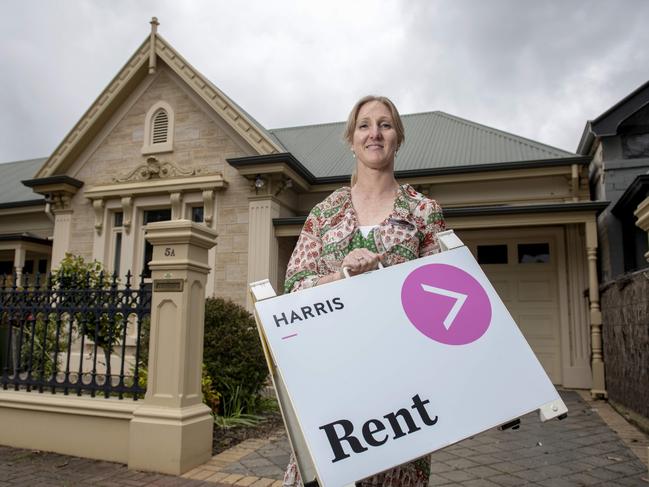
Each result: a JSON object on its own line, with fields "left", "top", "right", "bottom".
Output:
{"left": 129, "top": 220, "right": 217, "bottom": 475}
{"left": 13, "top": 245, "right": 25, "bottom": 287}
{"left": 50, "top": 193, "right": 74, "bottom": 268}
{"left": 585, "top": 220, "right": 606, "bottom": 398}
{"left": 247, "top": 196, "right": 280, "bottom": 308}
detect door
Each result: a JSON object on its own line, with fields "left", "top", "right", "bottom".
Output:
{"left": 458, "top": 228, "right": 563, "bottom": 383}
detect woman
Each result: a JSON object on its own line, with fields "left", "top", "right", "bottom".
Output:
{"left": 283, "top": 95, "right": 446, "bottom": 487}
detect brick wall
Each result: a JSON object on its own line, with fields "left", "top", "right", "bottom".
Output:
{"left": 601, "top": 270, "right": 649, "bottom": 420}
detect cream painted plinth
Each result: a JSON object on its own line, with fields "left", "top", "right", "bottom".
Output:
{"left": 0, "top": 391, "right": 137, "bottom": 463}
{"left": 129, "top": 220, "right": 217, "bottom": 475}
{"left": 129, "top": 403, "right": 213, "bottom": 475}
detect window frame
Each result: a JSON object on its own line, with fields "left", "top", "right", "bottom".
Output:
{"left": 142, "top": 101, "right": 174, "bottom": 155}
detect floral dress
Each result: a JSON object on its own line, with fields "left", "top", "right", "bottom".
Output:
{"left": 283, "top": 184, "right": 445, "bottom": 487}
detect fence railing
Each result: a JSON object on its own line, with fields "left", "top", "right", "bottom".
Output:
{"left": 0, "top": 271, "right": 151, "bottom": 400}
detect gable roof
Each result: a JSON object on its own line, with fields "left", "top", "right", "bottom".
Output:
{"left": 269, "top": 111, "right": 577, "bottom": 179}
{"left": 0, "top": 158, "right": 47, "bottom": 207}
{"left": 577, "top": 78, "right": 649, "bottom": 155}
{"left": 35, "top": 32, "right": 282, "bottom": 178}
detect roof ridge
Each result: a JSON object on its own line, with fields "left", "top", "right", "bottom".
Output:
{"left": 270, "top": 119, "right": 346, "bottom": 132}
{"left": 269, "top": 110, "right": 445, "bottom": 132}
{"left": 271, "top": 110, "right": 572, "bottom": 156}
{"left": 434, "top": 111, "right": 574, "bottom": 155}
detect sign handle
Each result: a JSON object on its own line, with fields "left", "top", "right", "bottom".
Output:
{"left": 342, "top": 261, "right": 384, "bottom": 279}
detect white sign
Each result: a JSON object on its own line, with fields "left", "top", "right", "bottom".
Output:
{"left": 255, "top": 246, "right": 564, "bottom": 487}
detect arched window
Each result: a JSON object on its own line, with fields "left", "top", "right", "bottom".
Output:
{"left": 142, "top": 101, "right": 174, "bottom": 154}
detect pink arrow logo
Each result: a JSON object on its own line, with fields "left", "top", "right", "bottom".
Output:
{"left": 401, "top": 263, "right": 492, "bottom": 345}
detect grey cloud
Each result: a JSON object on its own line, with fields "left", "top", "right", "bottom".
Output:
{"left": 1, "top": 0, "right": 648, "bottom": 162}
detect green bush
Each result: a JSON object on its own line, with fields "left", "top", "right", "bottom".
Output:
{"left": 203, "top": 297, "right": 268, "bottom": 415}
{"left": 51, "top": 254, "right": 124, "bottom": 368}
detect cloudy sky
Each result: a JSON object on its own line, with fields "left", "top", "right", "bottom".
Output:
{"left": 1, "top": 0, "right": 648, "bottom": 163}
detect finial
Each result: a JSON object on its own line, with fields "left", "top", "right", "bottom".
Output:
{"left": 148, "top": 17, "right": 159, "bottom": 74}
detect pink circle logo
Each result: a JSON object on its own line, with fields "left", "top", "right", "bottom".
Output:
{"left": 401, "top": 263, "right": 491, "bottom": 345}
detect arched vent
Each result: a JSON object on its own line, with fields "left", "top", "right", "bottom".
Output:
{"left": 152, "top": 109, "right": 169, "bottom": 144}
{"left": 142, "top": 101, "right": 174, "bottom": 155}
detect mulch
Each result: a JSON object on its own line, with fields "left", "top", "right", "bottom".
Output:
{"left": 212, "top": 410, "right": 285, "bottom": 455}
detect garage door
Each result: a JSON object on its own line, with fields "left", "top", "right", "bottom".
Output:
{"left": 458, "top": 229, "right": 563, "bottom": 384}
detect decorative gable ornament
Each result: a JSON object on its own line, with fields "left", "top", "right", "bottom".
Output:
{"left": 114, "top": 157, "right": 195, "bottom": 183}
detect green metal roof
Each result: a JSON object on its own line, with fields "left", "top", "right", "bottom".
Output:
{"left": 0, "top": 158, "right": 46, "bottom": 206}
{"left": 1, "top": 111, "right": 578, "bottom": 206}
{"left": 270, "top": 111, "right": 575, "bottom": 178}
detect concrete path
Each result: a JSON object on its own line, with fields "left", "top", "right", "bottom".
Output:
{"left": 0, "top": 391, "right": 647, "bottom": 486}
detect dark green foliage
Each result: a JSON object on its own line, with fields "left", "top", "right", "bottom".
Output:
{"left": 203, "top": 297, "right": 268, "bottom": 414}
{"left": 51, "top": 254, "right": 124, "bottom": 364}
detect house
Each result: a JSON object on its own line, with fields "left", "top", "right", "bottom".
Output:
{"left": 578, "top": 80, "right": 649, "bottom": 425}
{"left": 578, "top": 79, "right": 649, "bottom": 280}
{"left": 0, "top": 19, "right": 608, "bottom": 393}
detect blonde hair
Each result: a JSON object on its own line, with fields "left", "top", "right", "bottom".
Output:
{"left": 344, "top": 95, "right": 405, "bottom": 186}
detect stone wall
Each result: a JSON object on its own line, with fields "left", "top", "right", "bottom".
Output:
{"left": 65, "top": 65, "right": 255, "bottom": 307}
{"left": 601, "top": 269, "right": 649, "bottom": 420}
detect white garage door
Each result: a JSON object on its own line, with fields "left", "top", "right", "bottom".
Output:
{"left": 458, "top": 229, "right": 563, "bottom": 384}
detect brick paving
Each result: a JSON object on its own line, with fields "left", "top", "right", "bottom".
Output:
{"left": 1, "top": 390, "right": 648, "bottom": 486}
{"left": 0, "top": 445, "right": 217, "bottom": 486}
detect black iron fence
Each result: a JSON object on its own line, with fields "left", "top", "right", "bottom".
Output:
{"left": 0, "top": 271, "right": 151, "bottom": 400}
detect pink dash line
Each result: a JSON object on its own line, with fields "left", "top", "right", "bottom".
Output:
{"left": 282, "top": 333, "right": 298, "bottom": 340}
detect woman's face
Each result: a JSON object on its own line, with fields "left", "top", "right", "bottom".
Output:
{"left": 352, "top": 100, "right": 398, "bottom": 171}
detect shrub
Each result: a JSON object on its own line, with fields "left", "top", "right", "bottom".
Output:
{"left": 203, "top": 297, "right": 268, "bottom": 415}
{"left": 50, "top": 254, "right": 124, "bottom": 368}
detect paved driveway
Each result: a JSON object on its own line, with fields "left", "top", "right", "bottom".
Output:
{"left": 186, "top": 391, "right": 648, "bottom": 487}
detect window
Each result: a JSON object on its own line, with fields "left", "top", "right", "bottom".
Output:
{"left": 112, "top": 212, "right": 124, "bottom": 276}
{"left": 142, "top": 101, "right": 174, "bottom": 155}
{"left": 191, "top": 206, "right": 204, "bottom": 223}
{"left": 518, "top": 243, "right": 550, "bottom": 263}
{"left": 142, "top": 209, "right": 172, "bottom": 278}
{"left": 477, "top": 245, "right": 508, "bottom": 264}
{"left": 0, "top": 261, "right": 12, "bottom": 275}
{"left": 620, "top": 104, "right": 649, "bottom": 159}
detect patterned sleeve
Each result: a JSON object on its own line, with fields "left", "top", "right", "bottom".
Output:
{"left": 419, "top": 199, "right": 446, "bottom": 257}
{"left": 284, "top": 208, "right": 323, "bottom": 294}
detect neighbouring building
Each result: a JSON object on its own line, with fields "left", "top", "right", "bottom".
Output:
{"left": 578, "top": 78, "right": 649, "bottom": 281}
{"left": 578, "top": 79, "right": 649, "bottom": 424}
{"left": 0, "top": 20, "right": 611, "bottom": 393}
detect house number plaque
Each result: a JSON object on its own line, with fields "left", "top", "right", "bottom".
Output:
{"left": 164, "top": 247, "right": 176, "bottom": 257}
{"left": 153, "top": 279, "right": 184, "bottom": 292}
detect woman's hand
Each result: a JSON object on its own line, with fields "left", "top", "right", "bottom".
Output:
{"left": 341, "top": 249, "right": 381, "bottom": 277}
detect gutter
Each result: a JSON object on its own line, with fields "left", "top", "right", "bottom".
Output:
{"left": 274, "top": 201, "right": 610, "bottom": 226}
{"left": 228, "top": 153, "right": 592, "bottom": 186}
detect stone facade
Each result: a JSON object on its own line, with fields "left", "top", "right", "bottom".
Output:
{"left": 64, "top": 66, "right": 257, "bottom": 306}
